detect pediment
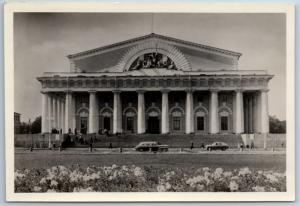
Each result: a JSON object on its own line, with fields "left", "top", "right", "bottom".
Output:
{"left": 68, "top": 33, "right": 242, "bottom": 73}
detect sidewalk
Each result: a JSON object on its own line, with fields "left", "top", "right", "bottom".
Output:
{"left": 15, "top": 147, "right": 286, "bottom": 155}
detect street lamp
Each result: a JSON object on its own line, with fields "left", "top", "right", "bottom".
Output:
{"left": 29, "top": 119, "right": 33, "bottom": 151}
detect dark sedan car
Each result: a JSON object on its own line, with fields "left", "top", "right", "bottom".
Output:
{"left": 205, "top": 142, "right": 229, "bottom": 151}
{"left": 134, "top": 141, "right": 168, "bottom": 152}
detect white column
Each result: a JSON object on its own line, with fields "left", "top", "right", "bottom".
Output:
{"left": 261, "top": 89, "right": 269, "bottom": 149}
{"left": 51, "top": 96, "right": 56, "bottom": 130}
{"left": 137, "top": 91, "right": 145, "bottom": 134}
{"left": 254, "top": 92, "right": 262, "bottom": 133}
{"left": 60, "top": 99, "right": 64, "bottom": 131}
{"left": 161, "top": 90, "right": 169, "bottom": 134}
{"left": 261, "top": 89, "right": 269, "bottom": 133}
{"left": 88, "top": 91, "right": 97, "bottom": 133}
{"left": 41, "top": 92, "right": 49, "bottom": 133}
{"left": 53, "top": 96, "right": 58, "bottom": 129}
{"left": 235, "top": 90, "right": 244, "bottom": 134}
{"left": 61, "top": 101, "right": 65, "bottom": 133}
{"left": 249, "top": 95, "right": 253, "bottom": 133}
{"left": 47, "top": 95, "right": 53, "bottom": 132}
{"left": 113, "top": 91, "right": 121, "bottom": 134}
{"left": 117, "top": 93, "right": 122, "bottom": 133}
{"left": 185, "top": 90, "right": 194, "bottom": 134}
{"left": 64, "top": 91, "right": 72, "bottom": 133}
{"left": 209, "top": 90, "right": 219, "bottom": 134}
{"left": 71, "top": 95, "right": 76, "bottom": 131}
{"left": 57, "top": 98, "right": 61, "bottom": 130}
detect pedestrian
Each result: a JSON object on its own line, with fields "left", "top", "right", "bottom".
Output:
{"left": 89, "top": 142, "right": 93, "bottom": 152}
{"left": 104, "top": 128, "right": 108, "bottom": 137}
{"left": 109, "top": 142, "right": 113, "bottom": 149}
{"left": 251, "top": 141, "right": 254, "bottom": 149}
{"left": 190, "top": 141, "right": 194, "bottom": 150}
{"left": 201, "top": 143, "right": 205, "bottom": 149}
{"left": 240, "top": 143, "right": 244, "bottom": 151}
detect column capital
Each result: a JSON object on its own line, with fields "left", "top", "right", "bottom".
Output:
{"left": 235, "top": 89, "right": 244, "bottom": 93}
{"left": 261, "top": 89, "right": 269, "bottom": 93}
{"left": 112, "top": 90, "right": 121, "bottom": 94}
{"left": 64, "top": 90, "right": 73, "bottom": 94}
{"left": 161, "top": 89, "right": 170, "bottom": 94}
{"left": 185, "top": 88, "right": 194, "bottom": 93}
{"left": 209, "top": 89, "right": 219, "bottom": 93}
{"left": 137, "top": 90, "right": 146, "bottom": 94}
{"left": 88, "top": 90, "right": 97, "bottom": 94}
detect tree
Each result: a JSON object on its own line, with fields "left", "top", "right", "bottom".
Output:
{"left": 269, "top": 116, "right": 286, "bottom": 133}
{"left": 31, "top": 116, "right": 41, "bottom": 134}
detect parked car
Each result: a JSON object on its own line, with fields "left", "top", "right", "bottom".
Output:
{"left": 134, "top": 141, "right": 168, "bottom": 152}
{"left": 205, "top": 142, "right": 229, "bottom": 151}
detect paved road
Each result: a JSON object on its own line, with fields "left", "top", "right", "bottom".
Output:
{"left": 15, "top": 150, "right": 286, "bottom": 171}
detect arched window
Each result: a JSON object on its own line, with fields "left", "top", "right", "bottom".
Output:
{"left": 218, "top": 106, "right": 233, "bottom": 133}
{"left": 169, "top": 105, "right": 185, "bottom": 133}
{"left": 123, "top": 107, "right": 137, "bottom": 133}
{"left": 194, "top": 104, "right": 208, "bottom": 133}
{"left": 99, "top": 106, "right": 113, "bottom": 132}
{"left": 76, "top": 107, "right": 89, "bottom": 134}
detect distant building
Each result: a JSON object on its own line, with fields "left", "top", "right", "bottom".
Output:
{"left": 14, "top": 112, "right": 21, "bottom": 134}
{"left": 37, "top": 33, "right": 272, "bottom": 135}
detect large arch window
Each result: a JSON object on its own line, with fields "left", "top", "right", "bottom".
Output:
{"left": 169, "top": 105, "right": 185, "bottom": 133}
{"left": 146, "top": 105, "right": 161, "bottom": 134}
{"left": 194, "top": 104, "right": 208, "bottom": 133}
{"left": 99, "top": 106, "right": 113, "bottom": 132}
{"left": 218, "top": 106, "right": 233, "bottom": 133}
{"left": 123, "top": 107, "right": 137, "bottom": 133}
{"left": 76, "top": 108, "right": 89, "bottom": 134}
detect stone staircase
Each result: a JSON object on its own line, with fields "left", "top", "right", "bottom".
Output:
{"left": 75, "top": 133, "right": 244, "bottom": 149}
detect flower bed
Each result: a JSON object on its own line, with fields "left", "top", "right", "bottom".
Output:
{"left": 15, "top": 165, "right": 286, "bottom": 192}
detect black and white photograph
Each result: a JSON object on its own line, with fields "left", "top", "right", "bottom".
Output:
{"left": 5, "top": 3, "right": 295, "bottom": 202}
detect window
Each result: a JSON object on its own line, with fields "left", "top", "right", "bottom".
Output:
{"left": 221, "top": 116, "right": 228, "bottom": 130}
{"left": 173, "top": 117, "right": 181, "bottom": 131}
{"left": 127, "top": 117, "right": 134, "bottom": 131}
{"left": 197, "top": 96, "right": 203, "bottom": 103}
{"left": 197, "top": 116, "right": 204, "bottom": 131}
{"left": 221, "top": 95, "right": 228, "bottom": 104}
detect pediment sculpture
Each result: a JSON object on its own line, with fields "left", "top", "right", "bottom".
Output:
{"left": 129, "top": 52, "right": 176, "bottom": 71}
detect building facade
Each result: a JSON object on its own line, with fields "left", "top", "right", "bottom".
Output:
{"left": 14, "top": 112, "right": 21, "bottom": 134}
{"left": 37, "top": 33, "right": 272, "bottom": 135}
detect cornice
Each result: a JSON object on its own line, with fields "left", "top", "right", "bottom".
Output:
{"left": 67, "top": 33, "right": 242, "bottom": 60}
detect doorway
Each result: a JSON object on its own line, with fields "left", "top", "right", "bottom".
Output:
{"left": 80, "top": 117, "right": 88, "bottom": 134}
{"left": 148, "top": 117, "right": 160, "bottom": 134}
{"left": 104, "top": 117, "right": 111, "bottom": 131}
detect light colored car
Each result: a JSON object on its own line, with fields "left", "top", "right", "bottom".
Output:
{"left": 134, "top": 141, "right": 168, "bottom": 152}
{"left": 205, "top": 142, "right": 229, "bottom": 151}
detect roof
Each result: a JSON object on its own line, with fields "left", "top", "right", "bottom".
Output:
{"left": 67, "top": 33, "right": 242, "bottom": 59}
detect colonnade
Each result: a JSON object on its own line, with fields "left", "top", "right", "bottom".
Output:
{"left": 41, "top": 89, "right": 269, "bottom": 135}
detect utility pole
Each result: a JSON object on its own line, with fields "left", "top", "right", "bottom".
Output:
{"left": 29, "top": 119, "right": 33, "bottom": 151}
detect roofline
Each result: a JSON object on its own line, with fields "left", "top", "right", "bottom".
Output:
{"left": 67, "top": 33, "right": 242, "bottom": 59}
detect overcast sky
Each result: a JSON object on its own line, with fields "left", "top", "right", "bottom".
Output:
{"left": 14, "top": 13, "right": 286, "bottom": 122}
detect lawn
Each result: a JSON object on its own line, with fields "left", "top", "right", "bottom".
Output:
{"left": 15, "top": 152, "right": 286, "bottom": 172}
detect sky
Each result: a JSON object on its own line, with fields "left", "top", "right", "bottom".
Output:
{"left": 14, "top": 13, "right": 286, "bottom": 122}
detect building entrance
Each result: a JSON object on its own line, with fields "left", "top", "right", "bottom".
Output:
{"left": 104, "top": 117, "right": 111, "bottom": 131}
{"left": 147, "top": 117, "right": 160, "bottom": 134}
{"left": 80, "top": 117, "right": 88, "bottom": 134}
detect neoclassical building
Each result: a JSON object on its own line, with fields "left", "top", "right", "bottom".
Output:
{"left": 38, "top": 33, "right": 272, "bottom": 135}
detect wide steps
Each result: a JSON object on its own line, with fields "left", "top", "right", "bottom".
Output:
{"left": 75, "top": 134, "right": 243, "bottom": 148}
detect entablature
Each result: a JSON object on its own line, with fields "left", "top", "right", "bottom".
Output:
{"left": 38, "top": 74, "right": 273, "bottom": 92}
